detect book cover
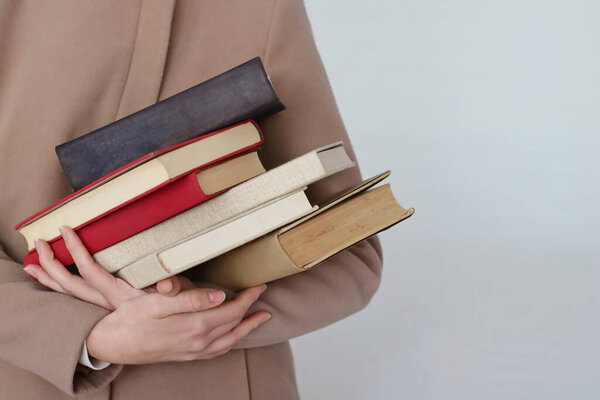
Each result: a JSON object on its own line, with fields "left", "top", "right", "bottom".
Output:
{"left": 22, "top": 151, "right": 265, "bottom": 267}
{"left": 198, "top": 173, "right": 415, "bottom": 290}
{"left": 117, "top": 189, "right": 315, "bottom": 288}
{"left": 17, "top": 121, "right": 263, "bottom": 247}
{"left": 56, "top": 57, "right": 285, "bottom": 190}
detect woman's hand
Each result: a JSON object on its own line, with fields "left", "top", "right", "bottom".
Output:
{"left": 23, "top": 226, "right": 189, "bottom": 309}
{"left": 86, "top": 284, "right": 270, "bottom": 364}
{"left": 24, "top": 226, "right": 271, "bottom": 364}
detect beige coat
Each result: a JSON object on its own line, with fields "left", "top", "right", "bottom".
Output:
{"left": 0, "top": 0, "right": 383, "bottom": 398}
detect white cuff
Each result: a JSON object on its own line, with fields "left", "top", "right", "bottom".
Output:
{"left": 79, "top": 340, "right": 111, "bottom": 370}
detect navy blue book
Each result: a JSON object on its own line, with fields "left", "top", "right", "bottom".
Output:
{"left": 56, "top": 57, "right": 285, "bottom": 191}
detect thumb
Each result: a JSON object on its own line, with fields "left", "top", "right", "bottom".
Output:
{"left": 146, "top": 288, "right": 226, "bottom": 318}
{"left": 156, "top": 275, "right": 196, "bottom": 297}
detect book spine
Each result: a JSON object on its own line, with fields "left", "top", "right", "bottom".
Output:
{"left": 22, "top": 172, "right": 213, "bottom": 270}
{"left": 57, "top": 57, "right": 285, "bottom": 190}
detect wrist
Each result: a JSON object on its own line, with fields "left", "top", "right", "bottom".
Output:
{"left": 86, "top": 315, "right": 114, "bottom": 363}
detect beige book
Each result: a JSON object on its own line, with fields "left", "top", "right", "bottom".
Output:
{"left": 194, "top": 152, "right": 265, "bottom": 195}
{"left": 198, "top": 173, "right": 415, "bottom": 291}
{"left": 94, "top": 142, "right": 355, "bottom": 272}
{"left": 117, "top": 189, "right": 315, "bottom": 288}
{"left": 18, "top": 121, "right": 261, "bottom": 248}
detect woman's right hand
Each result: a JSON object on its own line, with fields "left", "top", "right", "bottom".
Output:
{"left": 86, "top": 284, "right": 271, "bottom": 364}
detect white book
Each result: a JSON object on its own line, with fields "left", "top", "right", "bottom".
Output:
{"left": 94, "top": 142, "right": 354, "bottom": 272}
{"left": 116, "top": 189, "right": 315, "bottom": 288}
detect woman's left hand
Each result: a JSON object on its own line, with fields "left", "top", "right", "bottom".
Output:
{"left": 23, "top": 226, "right": 194, "bottom": 310}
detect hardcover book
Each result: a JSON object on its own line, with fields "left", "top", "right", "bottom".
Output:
{"left": 56, "top": 57, "right": 285, "bottom": 190}
{"left": 117, "top": 189, "right": 315, "bottom": 288}
{"left": 22, "top": 151, "right": 265, "bottom": 267}
{"left": 93, "top": 142, "right": 355, "bottom": 272}
{"left": 197, "top": 172, "right": 414, "bottom": 290}
{"left": 17, "top": 121, "right": 263, "bottom": 248}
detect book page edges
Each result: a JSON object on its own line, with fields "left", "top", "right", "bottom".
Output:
{"left": 19, "top": 160, "right": 170, "bottom": 249}
{"left": 317, "top": 143, "right": 355, "bottom": 174}
{"left": 16, "top": 119, "right": 261, "bottom": 229}
{"left": 196, "top": 152, "right": 265, "bottom": 195}
{"left": 18, "top": 124, "right": 262, "bottom": 248}
{"left": 199, "top": 175, "right": 414, "bottom": 291}
{"left": 200, "top": 206, "right": 414, "bottom": 291}
{"left": 279, "top": 170, "right": 391, "bottom": 234}
{"left": 301, "top": 206, "right": 415, "bottom": 269}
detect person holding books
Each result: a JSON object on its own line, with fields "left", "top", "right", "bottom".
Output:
{"left": 0, "top": 1, "right": 383, "bottom": 399}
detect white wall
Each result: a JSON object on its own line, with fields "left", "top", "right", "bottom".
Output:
{"left": 293, "top": 1, "right": 600, "bottom": 399}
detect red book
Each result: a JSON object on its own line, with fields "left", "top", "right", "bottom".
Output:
{"left": 22, "top": 150, "right": 266, "bottom": 267}
{"left": 18, "top": 121, "right": 265, "bottom": 266}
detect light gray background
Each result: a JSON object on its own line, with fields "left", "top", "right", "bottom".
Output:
{"left": 293, "top": 1, "right": 600, "bottom": 399}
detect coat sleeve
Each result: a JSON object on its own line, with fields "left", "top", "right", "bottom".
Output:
{"left": 234, "top": 0, "right": 384, "bottom": 348}
{"left": 0, "top": 245, "right": 123, "bottom": 395}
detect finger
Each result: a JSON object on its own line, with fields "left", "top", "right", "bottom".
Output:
{"left": 156, "top": 275, "right": 196, "bottom": 297}
{"left": 24, "top": 264, "right": 65, "bottom": 293}
{"left": 200, "top": 285, "right": 267, "bottom": 328}
{"left": 59, "top": 226, "right": 96, "bottom": 267}
{"left": 35, "top": 238, "right": 114, "bottom": 309}
{"left": 34, "top": 239, "right": 66, "bottom": 291}
{"left": 146, "top": 288, "right": 227, "bottom": 318}
{"left": 26, "top": 262, "right": 112, "bottom": 309}
{"left": 36, "top": 239, "right": 103, "bottom": 296}
{"left": 59, "top": 226, "right": 139, "bottom": 303}
{"left": 169, "top": 285, "right": 267, "bottom": 335}
{"left": 203, "top": 312, "right": 271, "bottom": 356}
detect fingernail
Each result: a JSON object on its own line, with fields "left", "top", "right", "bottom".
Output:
{"left": 59, "top": 226, "right": 69, "bottom": 237}
{"left": 162, "top": 280, "right": 173, "bottom": 292}
{"left": 34, "top": 239, "right": 41, "bottom": 253}
{"left": 208, "top": 290, "right": 225, "bottom": 304}
{"left": 24, "top": 266, "right": 38, "bottom": 281}
{"left": 259, "top": 284, "right": 267, "bottom": 294}
{"left": 262, "top": 313, "right": 272, "bottom": 322}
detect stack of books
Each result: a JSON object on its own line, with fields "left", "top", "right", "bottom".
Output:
{"left": 15, "top": 57, "right": 414, "bottom": 290}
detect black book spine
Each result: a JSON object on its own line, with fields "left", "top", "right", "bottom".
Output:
{"left": 56, "top": 57, "right": 285, "bottom": 191}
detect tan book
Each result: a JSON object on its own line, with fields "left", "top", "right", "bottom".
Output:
{"left": 117, "top": 189, "right": 315, "bottom": 288}
{"left": 198, "top": 173, "right": 414, "bottom": 290}
{"left": 17, "top": 121, "right": 262, "bottom": 248}
{"left": 194, "top": 152, "right": 265, "bottom": 195}
{"left": 94, "top": 142, "right": 355, "bottom": 272}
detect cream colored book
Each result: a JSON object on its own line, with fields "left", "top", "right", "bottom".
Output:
{"left": 197, "top": 173, "right": 415, "bottom": 291}
{"left": 17, "top": 121, "right": 262, "bottom": 248}
{"left": 117, "top": 189, "right": 315, "bottom": 288}
{"left": 94, "top": 142, "right": 355, "bottom": 272}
